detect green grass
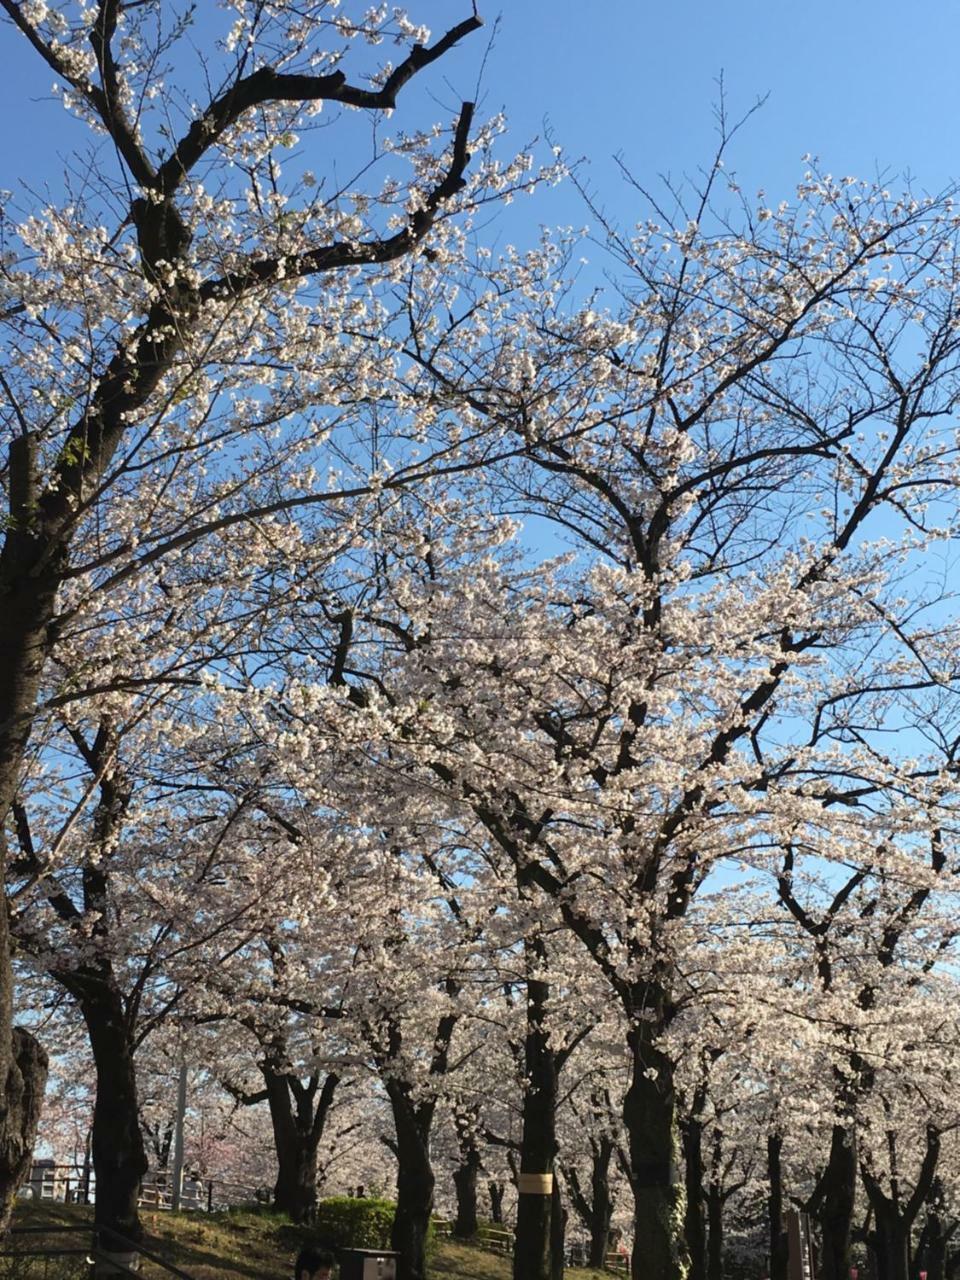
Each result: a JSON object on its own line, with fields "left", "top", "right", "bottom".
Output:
{"left": 6, "top": 1201, "right": 616, "bottom": 1280}
{"left": 431, "top": 1237, "right": 612, "bottom": 1280}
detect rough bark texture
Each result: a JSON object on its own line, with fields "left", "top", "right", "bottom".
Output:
{"left": 265, "top": 1066, "right": 338, "bottom": 1224}
{"left": 565, "top": 1134, "right": 615, "bottom": 1270}
{"left": 861, "top": 1126, "right": 940, "bottom": 1280}
{"left": 549, "top": 1175, "right": 566, "bottom": 1280}
{"left": 0, "top": 446, "right": 60, "bottom": 1234}
{"left": 681, "top": 1112, "right": 706, "bottom": 1280}
{"left": 914, "top": 1177, "right": 949, "bottom": 1280}
{"left": 623, "top": 1018, "right": 687, "bottom": 1280}
{"left": 488, "top": 1180, "right": 505, "bottom": 1225}
{"left": 387, "top": 1080, "right": 435, "bottom": 1280}
{"left": 810, "top": 1124, "right": 857, "bottom": 1280}
{"left": 705, "top": 1168, "right": 723, "bottom": 1280}
{"left": 512, "top": 966, "right": 557, "bottom": 1280}
{"left": 0, "top": 1025, "right": 48, "bottom": 1236}
{"left": 587, "top": 1138, "right": 614, "bottom": 1269}
{"left": 869, "top": 1210, "right": 910, "bottom": 1280}
{"left": 452, "top": 1110, "right": 482, "bottom": 1239}
{"left": 766, "top": 1132, "right": 789, "bottom": 1280}
{"left": 78, "top": 984, "right": 149, "bottom": 1249}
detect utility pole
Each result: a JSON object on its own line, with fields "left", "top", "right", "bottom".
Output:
{"left": 170, "top": 1060, "right": 188, "bottom": 1211}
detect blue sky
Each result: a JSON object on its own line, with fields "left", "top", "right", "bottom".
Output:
{"left": 2, "top": 1, "right": 959, "bottom": 249}
{"left": 2, "top": 2, "right": 955, "bottom": 908}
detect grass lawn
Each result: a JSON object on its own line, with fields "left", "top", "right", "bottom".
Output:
{"left": 6, "top": 1202, "right": 616, "bottom": 1280}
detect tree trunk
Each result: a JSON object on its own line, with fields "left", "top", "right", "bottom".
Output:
{"left": 915, "top": 1178, "right": 947, "bottom": 1280}
{"left": 767, "top": 1132, "right": 788, "bottom": 1280}
{"left": 0, "top": 474, "right": 62, "bottom": 1228}
{"left": 811, "top": 1124, "right": 857, "bottom": 1280}
{"left": 870, "top": 1206, "right": 909, "bottom": 1280}
{"left": 549, "top": 1173, "right": 566, "bottom": 1280}
{"left": 387, "top": 1081, "right": 435, "bottom": 1280}
{"left": 623, "top": 1017, "right": 687, "bottom": 1280}
{"left": 706, "top": 1177, "right": 723, "bottom": 1280}
{"left": 75, "top": 981, "right": 149, "bottom": 1250}
{"left": 513, "top": 964, "right": 558, "bottom": 1280}
{"left": 586, "top": 1136, "right": 615, "bottom": 1269}
{"left": 0, "top": 1025, "right": 48, "bottom": 1235}
{"left": 265, "top": 1066, "right": 338, "bottom": 1224}
{"left": 860, "top": 1127, "right": 940, "bottom": 1280}
{"left": 273, "top": 1137, "right": 322, "bottom": 1225}
{"left": 681, "top": 1113, "right": 706, "bottom": 1280}
{"left": 452, "top": 1132, "right": 482, "bottom": 1239}
{"left": 452, "top": 1105, "right": 482, "bottom": 1239}
{"left": 489, "top": 1180, "right": 505, "bottom": 1225}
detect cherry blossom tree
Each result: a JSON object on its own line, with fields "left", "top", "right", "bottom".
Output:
{"left": 0, "top": 0, "right": 513, "bottom": 1227}
{"left": 230, "top": 143, "right": 960, "bottom": 1278}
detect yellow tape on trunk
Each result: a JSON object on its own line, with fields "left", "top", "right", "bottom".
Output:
{"left": 517, "top": 1173, "right": 554, "bottom": 1195}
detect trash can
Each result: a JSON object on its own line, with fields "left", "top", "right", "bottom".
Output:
{"left": 338, "top": 1248, "right": 399, "bottom": 1280}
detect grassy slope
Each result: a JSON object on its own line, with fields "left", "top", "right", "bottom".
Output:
{"left": 8, "top": 1202, "right": 613, "bottom": 1280}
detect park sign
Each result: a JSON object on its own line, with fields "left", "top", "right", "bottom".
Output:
{"left": 785, "top": 1210, "right": 815, "bottom": 1280}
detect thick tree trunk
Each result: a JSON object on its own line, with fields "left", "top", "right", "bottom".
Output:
{"left": 915, "top": 1178, "right": 948, "bottom": 1280}
{"left": 811, "top": 1124, "right": 857, "bottom": 1280}
{"left": 0, "top": 1025, "right": 48, "bottom": 1236}
{"left": 623, "top": 1018, "right": 687, "bottom": 1280}
{"left": 681, "top": 1113, "right": 706, "bottom": 1280}
{"left": 583, "top": 1141, "right": 619, "bottom": 1269}
{"left": 264, "top": 1067, "right": 338, "bottom": 1224}
{"left": 870, "top": 1208, "right": 909, "bottom": 1280}
{"left": 452, "top": 1105, "right": 482, "bottom": 1239}
{"left": 767, "top": 1132, "right": 789, "bottom": 1280}
{"left": 0, "top": 433, "right": 63, "bottom": 829}
{"left": 0, "top": 479, "right": 61, "bottom": 1228}
{"left": 452, "top": 1143, "right": 482, "bottom": 1239}
{"left": 861, "top": 1127, "right": 940, "bottom": 1280}
{"left": 77, "top": 983, "right": 149, "bottom": 1250}
{"left": 387, "top": 1081, "right": 435, "bottom": 1280}
{"left": 272, "top": 1117, "right": 321, "bottom": 1225}
{"left": 513, "top": 966, "right": 557, "bottom": 1280}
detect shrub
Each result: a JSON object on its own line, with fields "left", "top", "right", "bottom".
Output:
{"left": 312, "top": 1197, "right": 395, "bottom": 1251}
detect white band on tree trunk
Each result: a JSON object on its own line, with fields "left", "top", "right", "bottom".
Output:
{"left": 517, "top": 1173, "right": 554, "bottom": 1195}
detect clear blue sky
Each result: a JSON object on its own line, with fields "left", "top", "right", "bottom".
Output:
{"left": 2, "top": 1, "right": 959, "bottom": 248}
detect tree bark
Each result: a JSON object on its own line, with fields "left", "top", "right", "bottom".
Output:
{"left": 488, "top": 1180, "right": 505, "bottom": 1225}
{"left": 588, "top": 1136, "right": 615, "bottom": 1269}
{"left": 387, "top": 1080, "right": 435, "bottom": 1280}
{"left": 767, "top": 1132, "right": 789, "bottom": 1280}
{"left": 706, "top": 1165, "right": 723, "bottom": 1280}
{"left": 810, "top": 1124, "right": 857, "bottom": 1280}
{"left": 623, "top": 1015, "right": 687, "bottom": 1280}
{"left": 914, "top": 1177, "right": 948, "bottom": 1280}
{"left": 565, "top": 1133, "right": 616, "bottom": 1270}
{"left": 452, "top": 1109, "right": 482, "bottom": 1239}
{"left": 0, "top": 1025, "right": 48, "bottom": 1236}
{"left": 870, "top": 1208, "right": 909, "bottom": 1280}
{"left": 549, "top": 1173, "right": 566, "bottom": 1280}
{"left": 264, "top": 1065, "right": 338, "bottom": 1224}
{"left": 513, "top": 962, "right": 557, "bottom": 1280}
{"left": 73, "top": 979, "right": 149, "bottom": 1249}
{"left": 861, "top": 1126, "right": 940, "bottom": 1280}
{"left": 681, "top": 1112, "right": 707, "bottom": 1280}
{"left": 0, "top": 456, "right": 59, "bottom": 1233}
